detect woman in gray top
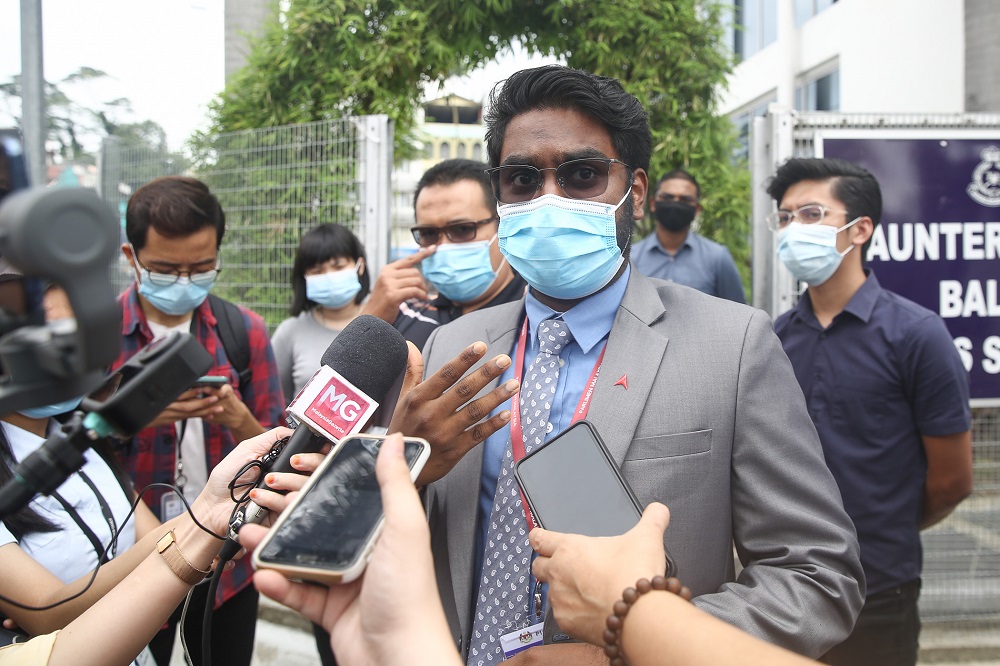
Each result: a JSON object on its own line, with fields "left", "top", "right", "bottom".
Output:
{"left": 271, "top": 224, "right": 370, "bottom": 401}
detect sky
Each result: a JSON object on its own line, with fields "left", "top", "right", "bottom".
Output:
{"left": 1, "top": 1, "right": 559, "bottom": 153}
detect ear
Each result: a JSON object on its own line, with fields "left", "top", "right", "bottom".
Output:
{"left": 356, "top": 256, "right": 366, "bottom": 277}
{"left": 120, "top": 243, "right": 140, "bottom": 281}
{"left": 852, "top": 216, "right": 874, "bottom": 247}
{"left": 631, "top": 168, "right": 648, "bottom": 220}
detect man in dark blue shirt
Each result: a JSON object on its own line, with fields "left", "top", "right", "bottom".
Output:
{"left": 769, "top": 157, "right": 973, "bottom": 666}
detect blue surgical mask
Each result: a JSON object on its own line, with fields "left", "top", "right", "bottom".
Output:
{"left": 420, "top": 237, "right": 501, "bottom": 303}
{"left": 19, "top": 395, "right": 84, "bottom": 419}
{"left": 132, "top": 258, "right": 215, "bottom": 316}
{"left": 498, "top": 191, "right": 630, "bottom": 300}
{"left": 306, "top": 268, "right": 363, "bottom": 309}
{"left": 776, "top": 218, "right": 860, "bottom": 286}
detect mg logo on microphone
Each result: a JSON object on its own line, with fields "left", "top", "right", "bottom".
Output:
{"left": 288, "top": 367, "right": 378, "bottom": 442}
{"left": 319, "top": 385, "right": 362, "bottom": 421}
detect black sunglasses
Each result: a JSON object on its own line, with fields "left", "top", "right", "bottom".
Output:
{"left": 485, "top": 158, "right": 633, "bottom": 204}
{"left": 410, "top": 217, "right": 498, "bottom": 247}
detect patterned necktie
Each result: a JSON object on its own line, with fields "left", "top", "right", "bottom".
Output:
{"left": 468, "top": 317, "right": 574, "bottom": 665}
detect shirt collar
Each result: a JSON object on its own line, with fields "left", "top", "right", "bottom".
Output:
{"left": 525, "top": 264, "right": 630, "bottom": 354}
{"left": 792, "top": 269, "right": 881, "bottom": 326}
{"left": 648, "top": 230, "right": 696, "bottom": 256}
{"left": 842, "top": 270, "right": 881, "bottom": 323}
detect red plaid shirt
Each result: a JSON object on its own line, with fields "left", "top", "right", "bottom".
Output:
{"left": 112, "top": 286, "right": 285, "bottom": 607}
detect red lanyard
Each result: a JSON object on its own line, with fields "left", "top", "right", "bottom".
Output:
{"left": 510, "top": 316, "right": 606, "bottom": 529}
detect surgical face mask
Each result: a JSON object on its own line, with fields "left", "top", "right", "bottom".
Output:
{"left": 132, "top": 260, "right": 215, "bottom": 316}
{"left": 19, "top": 395, "right": 84, "bottom": 419}
{"left": 498, "top": 190, "right": 631, "bottom": 300}
{"left": 776, "top": 218, "right": 860, "bottom": 286}
{"left": 306, "top": 267, "right": 362, "bottom": 309}
{"left": 420, "top": 237, "right": 501, "bottom": 303}
{"left": 654, "top": 201, "right": 696, "bottom": 232}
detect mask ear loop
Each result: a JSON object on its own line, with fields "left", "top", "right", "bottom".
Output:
{"left": 488, "top": 232, "right": 509, "bottom": 276}
{"left": 127, "top": 243, "right": 146, "bottom": 285}
{"left": 836, "top": 217, "right": 863, "bottom": 258}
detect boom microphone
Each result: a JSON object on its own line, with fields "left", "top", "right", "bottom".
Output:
{"left": 236, "top": 314, "right": 409, "bottom": 526}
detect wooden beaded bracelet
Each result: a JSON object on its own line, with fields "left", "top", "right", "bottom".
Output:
{"left": 602, "top": 575, "right": 693, "bottom": 666}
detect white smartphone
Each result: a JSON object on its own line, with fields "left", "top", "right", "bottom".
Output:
{"left": 251, "top": 433, "right": 429, "bottom": 585}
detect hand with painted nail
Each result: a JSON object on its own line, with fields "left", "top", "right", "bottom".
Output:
{"left": 248, "top": 450, "right": 328, "bottom": 519}
{"left": 388, "top": 341, "right": 519, "bottom": 485}
{"left": 188, "top": 426, "right": 295, "bottom": 535}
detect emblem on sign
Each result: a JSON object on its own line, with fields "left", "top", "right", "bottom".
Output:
{"left": 967, "top": 145, "right": 1000, "bottom": 207}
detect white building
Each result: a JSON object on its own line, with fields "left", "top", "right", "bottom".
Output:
{"left": 721, "top": 0, "right": 1000, "bottom": 155}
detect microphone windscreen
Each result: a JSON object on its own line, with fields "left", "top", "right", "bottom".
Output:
{"left": 320, "top": 314, "right": 409, "bottom": 403}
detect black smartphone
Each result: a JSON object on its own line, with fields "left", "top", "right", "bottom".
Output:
{"left": 252, "top": 434, "right": 430, "bottom": 585}
{"left": 515, "top": 420, "right": 642, "bottom": 537}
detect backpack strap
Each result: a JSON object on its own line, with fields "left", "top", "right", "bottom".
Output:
{"left": 205, "top": 294, "right": 252, "bottom": 389}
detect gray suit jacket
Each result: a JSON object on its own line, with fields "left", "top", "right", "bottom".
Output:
{"left": 422, "top": 270, "right": 864, "bottom": 658}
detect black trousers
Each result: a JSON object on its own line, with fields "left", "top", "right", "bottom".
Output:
{"left": 149, "top": 583, "right": 259, "bottom": 666}
{"left": 820, "top": 579, "right": 921, "bottom": 666}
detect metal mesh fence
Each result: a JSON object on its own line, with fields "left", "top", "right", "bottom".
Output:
{"left": 99, "top": 117, "right": 391, "bottom": 331}
{"left": 760, "top": 111, "right": 1000, "bottom": 631}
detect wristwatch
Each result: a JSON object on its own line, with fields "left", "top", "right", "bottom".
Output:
{"left": 156, "top": 530, "right": 211, "bottom": 585}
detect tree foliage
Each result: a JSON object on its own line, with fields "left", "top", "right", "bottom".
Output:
{"left": 210, "top": 0, "right": 751, "bottom": 289}
{"left": 1, "top": 67, "right": 171, "bottom": 163}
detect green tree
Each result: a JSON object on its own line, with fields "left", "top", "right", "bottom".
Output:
{"left": 208, "top": 0, "right": 751, "bottom": 292}
{"left": 1, "top": 67, "right": 172, "bottom": 163}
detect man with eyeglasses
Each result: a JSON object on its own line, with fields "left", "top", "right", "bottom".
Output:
{"left": 631, "top": 169, "right": 745, "bottom": 303}
{"left": 768, "top": 158, "right": 973, "bottom": 666}
{"left": 387, "top": 65, "right": 863, "bottom": 665}
{"left": 363, "top": 158, "right": 524, "bottom": 350}
{"left": 113, "top": 176, "right": 285, "bottom": 666}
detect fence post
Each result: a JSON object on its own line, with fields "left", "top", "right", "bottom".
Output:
{"left": 357, "top": 115, "right": 393, "bottom": 279}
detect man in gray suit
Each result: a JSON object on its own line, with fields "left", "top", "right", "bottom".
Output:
{"left": 390, "top": 65, "right": 864, "bottom": 665}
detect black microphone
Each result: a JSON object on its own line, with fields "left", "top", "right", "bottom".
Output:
{"left": 235, "top": 314, "right": 409, "bottom": 527}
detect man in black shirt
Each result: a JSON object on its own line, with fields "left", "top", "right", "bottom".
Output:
{"left": 364, "top": 159, "right": 525, "bottom": 349}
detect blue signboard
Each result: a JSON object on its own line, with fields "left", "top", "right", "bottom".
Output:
{"left": 818, "top": 133, "right": 1000, "bottom": 403}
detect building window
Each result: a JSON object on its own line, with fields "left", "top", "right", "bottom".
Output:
{"left": 423, "top": 142, "right": 434, "bottom": 159}
{"left": 472, "top": 143, "right": 483, "bottom": 161}
{"left": 730, "top": 0, "right": 777, "bottom": 61}
{"left": 440, "top": 142, "right": 451, "bottom": 160}
{"left": 457, "top": 142, "right": 467, "bottom": 159}
{"left": 795, "top": 0, "right": 837, "bottom": 26}
{"left": 795, "top": 69, "right": 839, "bottom": 111}
{"left": 729, "top": 95, "right": 775, "bottom": 162}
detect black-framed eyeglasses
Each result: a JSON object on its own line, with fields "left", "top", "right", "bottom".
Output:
{"left": 131, "top": 247, "right": 221, "bottom": 287}
{"left": 485, "top": 158, "right": 634, "bottom": 204}
{"left": 410, "top": 217, "right": 498, "bottom": 247}
{"left": 655, "top": 193, "right": 698, "bottom": 207}
{"left": 765, "top": 204, "right": 849, "bottom": 231}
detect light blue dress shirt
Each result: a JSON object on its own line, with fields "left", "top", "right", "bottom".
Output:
{"left": 473, "top": 265, "right": 631, "bottom": 617}
{"left": 632, "top": 230, "right": 746, "bottom": 303}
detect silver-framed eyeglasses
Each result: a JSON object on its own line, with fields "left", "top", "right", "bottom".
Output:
{"left": 766, "top": 204, "right": 849, "bottom": 231}
{"left": 131, "top": 249, "right": 221, "bottom": 287}
{"left": 485, "top": 158, "right": 633, "bottom": 204}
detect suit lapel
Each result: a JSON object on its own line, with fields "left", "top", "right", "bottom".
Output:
{"left": 587, "top": 273, "right": 669, "bottom": 466}
{"left": 444, "top": 299, "right": 525, "bottom": 640}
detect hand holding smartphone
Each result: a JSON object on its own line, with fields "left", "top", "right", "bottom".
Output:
{"left": 515, "top": 420, "right": 676, "bottom": 576}
{"left": 192, "top": 375, "right": 229, "bottom": 389}
{"left": 252, "top": 434, "right": 430, "bottom": 585}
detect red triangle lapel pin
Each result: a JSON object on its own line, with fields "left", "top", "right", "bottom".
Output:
{"left": 614, "top": 374, "right": 628, "bottom": 390}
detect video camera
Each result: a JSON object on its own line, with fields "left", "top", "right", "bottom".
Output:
{"left": 0, "top": 132, "right": 212, "bottom": 516}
